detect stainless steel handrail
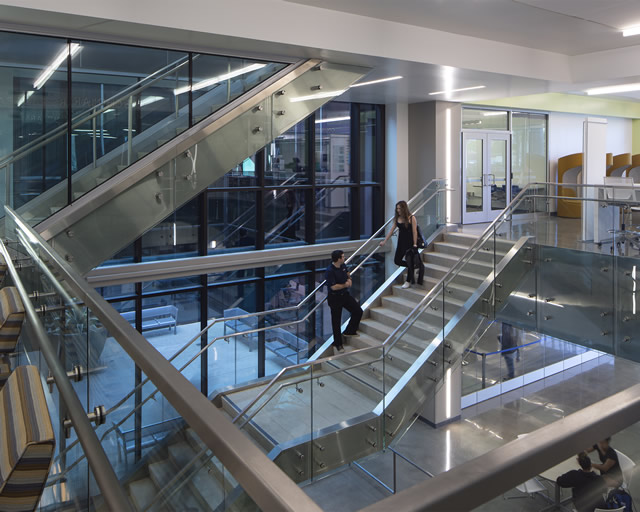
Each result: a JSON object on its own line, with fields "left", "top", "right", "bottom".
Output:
{"left": 230, "top": 187, "right": 535, "bottom": 427}
{"left": 4, "top": 206, "right": 323, "bottom": 512}
{"left": 48, "top": 180, "right": 446, "bottom": 467}
{"left": 359, "top": 383, "right": 640, "bottom": 511}
{"left": 0, "top": 55, "right": 192, "bottom": 169}
{"left": 0, "top": 239, "right": 133, "bottom": 512}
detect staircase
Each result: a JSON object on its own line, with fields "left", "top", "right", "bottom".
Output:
{"left": 27, "top": 59, "right": 367, "bottom": 274}
{"left": 120, "top": 228, "right": 534, "bottom": 509}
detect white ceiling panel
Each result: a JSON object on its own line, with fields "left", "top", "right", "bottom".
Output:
{"left": 285, "top": 0, "right": 640, "bottom": 55}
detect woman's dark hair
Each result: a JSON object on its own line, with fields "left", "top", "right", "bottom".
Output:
{"left": 394, "top": 201, "right": 412, "bottom": 226}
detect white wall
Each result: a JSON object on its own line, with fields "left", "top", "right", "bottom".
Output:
{"left": 548, "top": 112, "right": 632, "bottom": 183}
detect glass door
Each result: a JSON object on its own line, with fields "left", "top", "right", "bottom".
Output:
{"left": 462, "top": 132, "right": 510, "bottom": 224}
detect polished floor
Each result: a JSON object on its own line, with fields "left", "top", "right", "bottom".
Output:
{"left": 302, "top": 352, "right": 640, "bottom": 511}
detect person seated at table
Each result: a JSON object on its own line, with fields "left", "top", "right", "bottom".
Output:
{"left": 588, "top": 437, "right": 624, "bottom": 487}
{"left": 556, "top": 453, "right": 607, "bottom": 512}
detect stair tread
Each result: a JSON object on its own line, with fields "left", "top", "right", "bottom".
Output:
{"left": 129, "top": 478, "right": 157, "bottom": 510}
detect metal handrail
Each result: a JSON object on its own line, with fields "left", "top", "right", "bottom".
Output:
{"left": 0, "top": 239, "right": 133, "bottom": 511}
{"left": 4, "top": 206, "right": 323, "bottom": 512}
{"left": 230, "top": 186, "right": 538, "bottom": 427}
{"left": 359, "top": 382, "right": 640, "bottom": 511}
{"left": 47, "top": 180, "right": 446, "bottom": 475}
{"left": 46, "top": 179, "right": 446, "bottom": 469}
{"left": 0, "top": 55, "right": 192, "bottom": 169}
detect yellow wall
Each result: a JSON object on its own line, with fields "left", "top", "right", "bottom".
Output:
{"left": 633, "top": 119, "right": 640, "bottom": 154}
{"left": 471, "top": 93, "right": 640, "bottom": 119}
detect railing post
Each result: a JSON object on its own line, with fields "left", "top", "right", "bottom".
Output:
{"left": 127, "top": 96, "right": 133, "bottom": 165}
{"left": 393, "top": 450, "right": 397, "bottom": 494}
{"left": 481, "top": 353, "right": 487, "bottom": 389}
{"left": 92, "top": 108, "right": 97, "bottom": 168}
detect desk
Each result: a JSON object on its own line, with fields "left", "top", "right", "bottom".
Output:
{"left": 539, "top": 456, "right": 578, "bottom": 511}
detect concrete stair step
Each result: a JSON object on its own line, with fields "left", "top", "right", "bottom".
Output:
{"left": 424, "top": 251, "right": 493, "bottom": 275}
{"left": 423, "top": 262, "right": 485, "bottom": 288}
{"left": 359, "top": 315, "right": 439, "bottom": 352}
{"left": 168, "top": 442, "right": 224, "bottom": 511}
{"left": 341, "top": 332, "right": 416, "bottom": 372}
{"left": 369, "top": 300, "right": 457, "bottom": 331}
{"left": 381, "top": 294, "right": 464, "bottom": 319}
{"left": 184, "top": 428, "right": 239, "bottom": 491}
{"left": 128, "top": 478, "right": 157, "bottom": 510}
{"left": 395, "top": 279, "right": 475, "bottom": 303}
{"left": 442, "top": 231, "right": 480, "bottom": 247}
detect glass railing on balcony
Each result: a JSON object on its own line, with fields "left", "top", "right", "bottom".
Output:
{"left": 2, "top": 50, "right": 287, "bottom": 228}
{"left": 2, "top": 206, "right": 319, "bottom": 512}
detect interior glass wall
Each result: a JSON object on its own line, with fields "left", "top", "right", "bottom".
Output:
{"left": 512, "top": 112, "right": 548, "bottom": 194}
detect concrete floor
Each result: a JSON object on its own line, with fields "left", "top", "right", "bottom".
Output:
{"left": 302, "top": 353, "right": 640, "bottom": 511}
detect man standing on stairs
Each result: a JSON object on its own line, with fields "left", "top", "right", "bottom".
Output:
{"left": 325, "top": 250, "right": 363, "bottom": 353}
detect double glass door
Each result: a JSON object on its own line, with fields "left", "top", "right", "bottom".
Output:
{"left": 462, "top": 132, "right": 511, "bottom": 224}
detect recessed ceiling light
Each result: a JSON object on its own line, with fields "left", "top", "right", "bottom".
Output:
{"left": 350, "top": 76, "right": 403, "bottom": 88}
{"left": 622, "top": 26, "right": 640, "bottom": 37}
{"left": 429, "top": 85, "right": 486, "bottom": 96}
{"left": 585, "top": 83, "right": 640, "bottom": 95}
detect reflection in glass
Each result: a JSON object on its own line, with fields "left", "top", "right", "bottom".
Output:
{"left": 512, "top": 112, "right": 547, "bottom": 209}
{"left": 141, "top": 198, "right": 199, "bottom": 261}
{"left": 490, "top": 139, "right": 507, "bottom": 211}
{"left": 360, "top": 105, "right": 379, "bottom": 183}
{"left": 315, "top": 102, "right": 351, "bottom": 185}
{"left": 316, "top": 187, "right": 351, "bottom": 242}
{"left": 207, "top": 190, "right": 257, "bottom": 254}
{"left": 191, "top": 56, "right": 286, "bottom": 123}
{"left": 465, "top": 138, "right": 483, "bottom": 213}
{"left": 360, "top": 186, "right": 381, "bottom": 238}
{"left": 267, "top": 119, "right": 310, "bottom": 185}
{"left": 264, "top": 188, "right": 306, "bottom": 247}
{"left": 462, "top": 108, "right": 508, "bottom": 130}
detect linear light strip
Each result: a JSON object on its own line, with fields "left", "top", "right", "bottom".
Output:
{"left": 174, "top": 63, "right": 266, "bottom": 96}
{"left": 34, "top": 43, "right": 81, "bottom": 90}
{"left": 289, "top": 90, "right": 346, "bottom": 103}
{"left": 315, "top": 116, "right": 350, "bottom": 124}
{"left": 585, "top": 83, "right": 640, "bottom": 95}
{"left": 429, "top": 85, "right": 486, "bottom": 96}
{"left": 623, "top": 26, "right": 640, "bottom": 37}
{"left": 350, "top": 76, "right": 403, "bottom": 88}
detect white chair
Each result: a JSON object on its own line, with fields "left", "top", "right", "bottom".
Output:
{"left": 615, "top": 449, "right": 636, "bottom": 490}
{"left": 504, "top": 477, "right": 548, "bottom": 501}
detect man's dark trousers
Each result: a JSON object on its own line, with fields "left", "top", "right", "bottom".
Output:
{"left": 328, "top": 292, "right": 362, "bottom": 347}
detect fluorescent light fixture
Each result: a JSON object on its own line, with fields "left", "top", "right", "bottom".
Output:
{"left": 16, "top": 90, "right": 34, "bottom": 107}
{"left": 139, "top": 96, "right": 164, "bottom": 107}
{"left": 103, "top": 108, "right": 115, "bottom": 114}
{"left": 623, "top": 26, "right": 640, "bottom": 37}
{"left": 289, "top": 90, "right": 346, "bottom": 103}
{"left": 315, "top": 116, "right": 350, "bottom": 124}
{"left": 429, "top": 85, "right": 486, "bottom": 96}
{"left": 34, "top": 43, "right": 81, "bottom": 90}
{"left": 349, "top": 76, "right": 402, "bottom": 88}
{"left": 174, "top": 63, "right": 267, "bottom": 96}
{"left": 210, "top": 240, "right": 217, "bottom": 249}
{"left": 585, "top": 83, "right": 640, "bottom": 95}
{"left": 483, "top": 111, "right": 506, "bottom": 117}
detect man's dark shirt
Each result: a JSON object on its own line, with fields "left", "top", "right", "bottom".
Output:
{"left": 556, "top": 469, "right": 606, "bottom": 512}
{"left": 325, "top": 263, "right": 349, "bottom": 295}
{"left": 593, "top": 444, "right": 623, "bottom": 486}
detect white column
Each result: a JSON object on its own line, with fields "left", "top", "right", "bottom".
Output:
{"left": 582, "top": 117, "right": 607, "bottom": 241}
{"left": 419, "top": 364, "right": 462, "bottom": 427}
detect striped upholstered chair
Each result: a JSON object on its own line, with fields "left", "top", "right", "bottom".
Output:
{"left": 0, "top": 365, "right": 55, "bottom": 511}
{"left": 0, "top": 287, "right": 26, "bottom": 389}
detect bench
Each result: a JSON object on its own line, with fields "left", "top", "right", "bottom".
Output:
{"left": 121, "top": 305, "right": 178, "bottom": 334}
{"left": 113, "top": 416, "right": 183, "bottom": 468}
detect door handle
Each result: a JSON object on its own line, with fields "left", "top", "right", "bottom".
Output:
{"left": 483, "top": 174, "right": 496, "bottom": 186}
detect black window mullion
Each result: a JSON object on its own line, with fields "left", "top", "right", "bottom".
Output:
{"left": 350, "top": 103, "right": 360, "bottom": 239}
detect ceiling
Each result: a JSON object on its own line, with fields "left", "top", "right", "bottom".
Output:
{"left": 285, "top": 0, "right": 640, "bottom": 56}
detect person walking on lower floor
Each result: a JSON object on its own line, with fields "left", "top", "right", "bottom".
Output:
{"left": 379, "top": 200, "right": 424, "bottom": 289}
{"left": 325, "top": 250, "right": 363, "bottom": 353}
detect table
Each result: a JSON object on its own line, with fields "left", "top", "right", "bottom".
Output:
{"left": 539, "top": 456, "right": 579, "bottom": 511}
